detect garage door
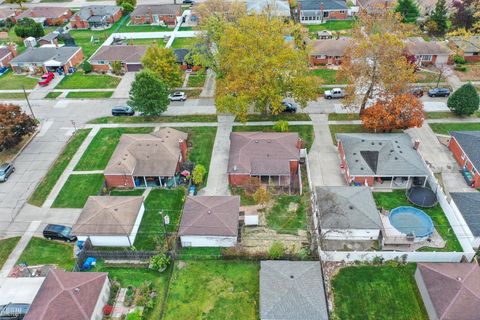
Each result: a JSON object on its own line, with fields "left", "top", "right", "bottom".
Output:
{"left": 126, "top": 64, "right": 142, "bottom": 72}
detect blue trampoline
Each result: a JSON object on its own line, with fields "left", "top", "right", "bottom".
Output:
{"left": 389, "top": 206, "right": 434, "bottom": 241}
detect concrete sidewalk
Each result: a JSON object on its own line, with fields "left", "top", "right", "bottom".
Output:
{"left": 200, "top": 69, "right": 216, "bottom": 98}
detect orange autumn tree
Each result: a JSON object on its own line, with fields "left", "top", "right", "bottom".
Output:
{"left": 361, "top": 94, "right": 424, "bottom": 132}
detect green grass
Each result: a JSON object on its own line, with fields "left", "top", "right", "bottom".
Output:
{"left": 232, "top": 125, "right": 315, "bottom": 150}
{"left": 310, "top": 68, "right": 342, "bottom": 85}
{"left": 66, "top": 91, "right": 113, "bottom": 98}
{"left": 306, "top": 20, "right": 355, "bottom": 32}
{"left": 0, "top": 70, "right": 38, "bottom": 90}
{"left": 237, "top": 113, "right": 311, "bottom": 122}
{"left": 75, "top": 127, "right": 153, "bottom": 171}
{"left": 373, "top": 190, "right": 462, "bottom": 252}
{"left": 426, "top": 112, "right": 480, "bottom": 119}
{"left": 231, "top": 187, "right": 257, "bottom": 206}
{"left": 332, "top": 264, "right": 428, "bottom": 320}
{"left": 187, "top": 72, "right": 206, "bottom": 88}
{"left": 17, "top": 237, "right": 75, "bottom": 270}
{"left": 56, "top": 73, "right": 121, "bottom": 89}
{"left": 88, "top": 114, "right": 218, "bottom": 124}
{"left": 45, "top": 91, "right": 62, "bottom": 99}
{"left": 179, "top": 26, "right": 194, "bottom": 31}
{"left": 164, "top": 260, "right": 259, "bottom": 320}
{"left": 134, "top": 188, "right": 186, "bottom": 251}
{"left": 0, "top": 92, "right": 26, "bottom": 99}
{"left": 178, "top": 247, "right": 222, "bottom": 258}
{"left": 328, "top": 113, "right": 360, "bottom": 121}
{"left": 429, "top": 122, "right": 480, "bottom": 135}
{"left": 129, "top": 38, "right": 166, "bottom": 46}
{"left": 117, "top": 20, "right": 174, "bottom": 32}
{"left": 109, "top": 189, "right": 145, "bottom": 196}
{"left": 329, "top": 124, "right": 373, "bottom": 144}
{"left": 170, "top": 37, "right": 197, "bottom": 49}
{"left": 52, "top": 174, "right": 105, "bottom": 208}
{"left": 0, "top": 237, "right": 20, "bottom": 269}
{"left": 28, "top": 129, "right": 91, "bottom": 207}
{"left": 41, "top": 0, "right": 72, "bottom": 2}
{"left": 267, "top": 195, "right": 308, "bottom": 234}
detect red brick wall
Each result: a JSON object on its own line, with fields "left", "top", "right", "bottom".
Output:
{"left": 63, "top": 48, "right": 84, "bottom": 72}
{"left": 465, "top": 55, "right": 480, "bottom": 63}
{"left": 229, "top": 174, "right": 252, "bottom": 186}
{"left": 0, "top": 52, "right": 12, "bottom": 67}
{"left": 70, "top": 15, "right": 89, "bottom": 29}
{"left": 289, "top": 160, "right": 299, "bottom": 174}
{"left": 110, "top": 9, "right": 123, "bottom": 24}
{"left": 91, "top": 64, "right": 111, "bottom": 72}
{"left": 449, "top": 137, "right": 480, "bottom": 188}
{"left": 45, "top": 10, "right": 72, "bottom": 26}
{"left": 326, "top": 11, "right": 348, "bottom": 20}
{"left": 179, "top": 139, "right": 187, "bottom": 162}
{"left": 105, "top": 175, "right": 135, "bottom": 188}
{"left": 310, "top": 56, "right": 343, "bottom": 66}
{"left": 352, "top": 176, "right": 375, "bottom": 186}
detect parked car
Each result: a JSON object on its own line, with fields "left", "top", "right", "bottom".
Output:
{"left": 0, "top": 163, "right": 14, "bottom": 182}
{"left": 0, "top": 67, "right": 8, "bottom": 77}
{"left": 428, "top": 87, "right": 450, "bottom": 97}
{"left": 324, "top": 88, "right": 346, "bottom": 99}
{"left": 0, "top": 303, "right": 30, "bottom": 320}
{"left": 38, "top": 72, "right": 54, "bottom": 87}
{"left": 408, "top": 87, "right": 424, "bottom": 98}
{"left": 281, "top": 101, "right": 297, "bottom": 113}
{"left": 168, "top": 91, "right": 187, "bottom": 101}
{"left": 183, "top": 0, "right": 194, "bottom": 4}
{"left": 43, "top": 224, "right": 77, "bottom": 242}
{"left": 41, "top": 72, "right": 54, "bottom": 79}
{"left": 112, "top": 106, "right": 134, "bottom": 116}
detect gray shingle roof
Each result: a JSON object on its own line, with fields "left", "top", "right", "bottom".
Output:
{"left": 247, "top": 0, "right": 291, "bottom": 16}
{"left": 337, "top": 133, "right": 428, "bottom": 177}
{"left": 450, "top": 192, "right": 480, "bottom": 237}
{"left": 73, "top": 5, "right": 121, "bottom": 21}
{"left": 10, "top": 47, "right": 80, "bottom": 65}
{"left": 299, "top": 0, "right": 348, "bottom": 11}
{"left": 450, "top": 131, "right": 480, "bottom": 171}
{"left": 260, "top": 261, "right": 328, "bottom": 320}
{"left": 131, "top": 4, "right": 181, "bottom": 16}
{"left": 316, "top": 186, "right": 381, "bottom": 230}
{"left": 451, "top": 36, "right": 480, "bottom": 54}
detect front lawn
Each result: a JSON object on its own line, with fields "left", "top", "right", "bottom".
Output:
{"left": 429, "top": 122, "right": 480, "bottom": 135}
{"left": 28, "top": 129, "right": 91, "bottom": 207}
{"left": 170, "top": 37, "right": 197, "bottom": 49}
{"left": 52, "top": 174, "right": 104, "bottom": 208}
{"left": 163, "top": 260, "right": 259, "bottom": 320}
{"left": 232, "top": 125, "right": 315, "bottom": 150}
{"left": 328, "top": 113, "right": 360, "bottom": 121}
{"left": 56, "top": 72, "right": 121, "bottom": 89}
{"left": 415, "top": 70, "right": 445, "bottom": 83}
{"left": 89, "top": 114, "right": 218, "bottom": 124}
{"left": 0, "top": 92, "right": 26, "bottom": 99}
{"left": 0, "top": 237, "right": 20, "bottom": 269}
{"left": 373, "top": 190, "right": 462, "bottom": 252}
{"left": 75, "top": 127, "right": 153, "bottom": 171}
{"left": 133, "top": 188, "right": 186, "bottom": 251}
{"left": 66, "top": 91, "right": 113, "bottom": 99}
{"left": 329, "top": 124, "right": 372, "bottom": 144}
{"left": 187, "top": 71, "right": 206, "bottom": 88}
{"left": 306, "top": 20, "right": 355, "bottom": 32}
{"left": 310, "top": 68, "right": 342, "bottom": 85}
{"left": 0, "top": 71, "right": 38, "bottom": 90}
{"left": 17, "top": 237, "right": 75, "bottom": 271}
{"left": 267, "top": 195, "right": 308, "bottom": 234}
{"left": 332, "top": 264, "right": 427, "bottom": 320}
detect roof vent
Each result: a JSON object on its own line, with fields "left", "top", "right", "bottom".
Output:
{"left": 74, "top": 287, "right": 80, "bottom": 294}
{"left": 233, "top": 165, "right": 237, "bottom": 172}
{"left": 361, "top": 139, "right": 365, "bottom": 142}
{"left": 114, "top": 208, "right": 118, "bottom": 211}
{"left": 379, "top": 142, "right": 382, "bottom": 145}
{"left": 267, "top": 140, "right": 271, "bottom": 143}
{"left": 353, "top": 152, "right": 357, "bottom": 155}
{"left": 457, "top": 277, "right": 462, "bottom": 281}
{"left": 390, "top": 149, "right": 394, "bottom": 152}
{"left": 360, "top": 167, "right": 364, "bottom": 170}
{"left": 255, "top": 140, "right": 259, "bottom": 143}
{"left": 349, "top": 205, "right": 354, "bottom": 210}
{"left": 290, "top": 275, "right": 294, "bottom": 279}
{"left": 371, "top": 142, "right": 375, "bottom": 145}
{"left": 355, "top": 159, "right": 359, "bottom": 162}
{"left": 207, "top": 210, "right": 212, "bottom": 215}
{"left": 395, "top": 140, "right": 398, "bottom": 143}
{"left": 395, "top": 157, "right": 398, "bottom": 160}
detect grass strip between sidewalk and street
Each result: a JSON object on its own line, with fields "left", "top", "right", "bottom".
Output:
{"left": 89, "top": 114, "right": 218, "bottom": 124}
{"left": 66, "top": 91, "right": 113, "bottom": 99}
{"left": 0, "top": 237, "right": 20, "bottom": 269}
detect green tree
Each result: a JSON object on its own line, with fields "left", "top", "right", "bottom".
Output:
{"left": 14, "top": 18, "right": 44, "bottom": 38}
{"left": 395, "top": 0, "right": 420, "bottom": 23}
{"left": 192, "top": 164, "right": 206, "bottom": 185}
{"left": 428, "top": 0, "right": 448, "bottom": 36}
{"left": 82, "top": 61, "right": 92, "bottom": 74}
{"left": 273, "top": 120, "right": 289, "bottom": 132}
{"left": 116, "top": 0, "right": 136, "bottom": 6}
{"left": 447, "top": 83, "right": 480, "bottom": 115}
{"left": 253, "top": 186, "right": 270, "bottom": 207}
{"left": 141, "top": 45, "right": 182, "bottom": 89}
{"left": 111, "top": 60, "right": 122, "bottom": 75}
{"left": 4, "top": 0, "right": 24, "bottom": 8}
{"left": 128, "top": 70, "right": 170, "bottom": 116}
{"left": 121, "top": 2, "right": 134, "bottom": 14}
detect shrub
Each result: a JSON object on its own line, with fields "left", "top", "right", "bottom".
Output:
{"left": 192, "top": 164, "right": 206, "bottom": 185}
{"left": 273, "top": 120, "right": 289, "bottom": 132}
{"left": 111, "top": 60, "right": 123, "bottom": 75}
{"left": 82, "top": 61, "right": 92, "bottom": 74}
{"left": 453, "top": 54, "right": 466, "bottom": 64}
{"left": 121, "top": 2, "right": 134, "bottom": 14}
{"left": 454, "top": 65, "right": 467, "bottom": 72}
{"left": 253, "top": 186, "right": 270, "bottom": 206}
{"left": 268, "top": 241, "right": 285, "bottom": 259}
{"left": 447, "top": 83, "right": 480, "bottom": 116}
{"left": 149, "top": 253, "right": 171, "bottom": 272}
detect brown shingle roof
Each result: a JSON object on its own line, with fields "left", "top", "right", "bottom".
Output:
{"left": 17, "top": 7, "right": 70, "bottom": 20}
{"left": 310, "top": 38, "right": 352, "bottom": 57}
{"left": 89, "top": 45, "right": 147, "bottom": 64}
{"left": 72, "top": 196, "right": 143, "bottom": 236}
{"left": 24, "top": 269, "right": 108, "bottom": 320}
{"left": 416, "top": 263, "right": 480, "bottom": 320}
{"left": 0, "top": 47, "right": 11, "bottom": 59}
{"left": 131, "top": 4, "right": 182, "bottom": 16}
{"left": 405, "top": 37, "right": 452, "bottom": 56}
{"left": 0, "top": 8, "right": 16, "bottom": 20}
{"left": 179, "top": 196, "right": 240, "bottom": 237}
{"left": 228, "top": 132, "right": 300, "bottom": 175}
{"left": 104, "top": 127, "right": 187, "bottom": 177}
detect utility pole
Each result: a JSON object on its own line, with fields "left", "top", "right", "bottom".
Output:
{"left": 22, "top": 85, "right": 35, "bottom": 120}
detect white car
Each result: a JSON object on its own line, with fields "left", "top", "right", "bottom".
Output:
{"left": 324, "top": 88, "right": 346, "bottom": 99}
{"left": 168, "top": 92, "right": 187, "bottom": 101}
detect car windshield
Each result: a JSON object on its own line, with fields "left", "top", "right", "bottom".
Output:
{"left": 61, "top": 227, "right": 71, "bottom": 236}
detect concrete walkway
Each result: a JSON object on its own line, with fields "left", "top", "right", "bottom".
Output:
{"left": 200, "top": 69, "right": 216, "bottom": 98}
{"left": 443, "top": 65, "right": 463, "bottom": 91}
{"left": 28, "top": 76, "right": 64, "bottom": 100}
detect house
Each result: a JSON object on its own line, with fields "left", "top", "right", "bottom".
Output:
{"left": 247, "top": 0, "right": 291, "bottom": 18}
{"left": 337, "top": 133, "right": 428, "bottom": 188}
{"left": 227, "top": 132, "right": 302, "bottom": 191}
{"left": 298, "top": 0, "right": 349, "bottom": 24}
{"left": 38, "top": 32, "right": 60, "bottom": 46}
{"left": 72, "top": 196, "right": 145, "bottom": 247}
{"left": 178, "top": 196, "right": 241, "bottom": 247}
{"left": 448, "top": 131, "right": 480, "bottom": 188}
{"left": 0, "top": 44, "right": 16, "bottom": 67}
{"left": 317, "top": 30, "right": 333, "bottom": 39}
{"left": 9, "top": 46, "right": 84, "bottom": 73}
{"left": 404, "top": 37, "right": 452, "bottom": 66}
{"left": 130, "top": 5, "right": 182, "bottom": 26}
{"left": 451, "top": 36, "right": 480, "bottom": 63}
{"left": 450, "top": 192, "right": 480, "bottom": 249}
{"left": 89, "top": 45, "right": 147, "bottom": 72}
{"left": 415, "top": 263, "right": 480, "bottom": 320}
{"left": 315, "top": 186, "right": 382, "bottom": 247}
{"left": 357, "top": 0, "right": 395, "bottom": 12}
{"left": 260, "top": 261, "right": 328, "bottom": 320}
{"left": 16, "top": 7, "right": 72, "bottom": 26}
{"left": 24, "top": 269, "right": 110, "bottom": 320}
{"left": 70, "top": 5, "right": 122, "bottom": 29}
{"left": 310, "top": 38, "right": 351, "bottom": 65}
{"left": 104, "top": 128, "right": 188, "bottom": 188}
{"left": 0, "top": 8, "right": 17, "bottom": 22}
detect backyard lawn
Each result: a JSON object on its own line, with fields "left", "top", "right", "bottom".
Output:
{"left": 75, "top": 127, "right": 153, "bottom": 171}
{"left": 28, "top": 129, "right": 91, "bottom": 207}
{"left": 332, "top": 264, "right": 427, "bottom": 320}
{"left": 66, "top": 91, "right": 113, "bottom": 99}
{"left": 267, "top": 195, "right": 308, "bottom": 234}
{"left": 56, "top": 73, "right": 121, "bottom": 89}
{"left": 0, "top": 237, "right": 20, "bottom": 269}
{"left": 130, "top": 38, "right": 166, "bottom": 46}
{"left": 17, "top": 237, "right": 75, "bottom": 271}
{"left": 306, "top": 20, "right": 355, "bottom": 32}
{"left": 170, "top": 37, "right": 197, "bottom": 49}
{"left": 133, "top": 188, "right": 186, "bottom": 251}
{"left": 0, "top": 71, "right": 38, "bottom": 90}
{"left": 117, "top": 19, "right": 173, "bottom": 32}
{"left": 232, "top": 125, "right": 315, "bottom": 150}
{"left": 109, "top": 189, "right": 145, "bottom": 196}
{"left": 310, "top": 68, "right": 342, "bottom": 85}
{"left": 163, "top": 260, "right": 259, "bottom": 320}
{"left": 89, "top": 114, "right": 218, "bottom": 124}
{"left": 52, "top": 174, "right": 105, "bottom": 208}
{"left": 429, "top": 122, "right": 480, "bottom": 135}
{"left": 373, "top": 190, "right": 462, "bottom": 252}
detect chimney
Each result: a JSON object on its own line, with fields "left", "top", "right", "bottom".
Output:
{"left": 179, "top": 139, "right": 187, "bottom": 161}
{"left": 148, "top": 7, "right": 153, "bottom": 23}
{"left": 53, "top": 38, "right": 59, "bottom": 48}
{"left": 413, "top": 139, "right": 420, "bottom": 150}
{"left": 296, "top": 138, "right": 303, "bottom": 150}
{"left": 7, "top": 42, "right": 17, "bottom": 57}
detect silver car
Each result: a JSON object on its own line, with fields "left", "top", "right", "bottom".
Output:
{"left": 0, "top": 163, "right": 14, "bottom": 182}
{"left": 168, "top": 92, "right": 187, "bottom": 101}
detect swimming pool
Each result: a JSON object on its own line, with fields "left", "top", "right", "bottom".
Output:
{"left": 389, "top": 206, "right": 434, "bottom": 241}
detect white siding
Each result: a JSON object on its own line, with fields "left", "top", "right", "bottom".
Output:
{"left": 322, "top": 228, "right": 381, "bottom": 241}
{"left": 91, "top": 277, "right": 110, "bottom": 320}
{"left": 77, "top": 235, "right": 132, "bottom": 247}
{"left": 180, "top": 235, "right": 237, "bottom": 247}
{"left": 128, "top": 203, "right": 145, "bottom": 245}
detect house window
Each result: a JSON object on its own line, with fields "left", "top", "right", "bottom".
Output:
{"left": 135, "top": 16, "right": 141, "bottom": 19}
{"left": 323, "top": 11, "right": 329, "bottom": 17}
{"left": 340, "top": 10, "right": 346, "bottom": 13}
{"left": 301, "top": 16, "right": 305, "bottom": 20}
{"left": 420, "top": 55, "right": 432, "bottom": 61}
{"left": 473, "top": 52, "right": 479, "bottom": 56}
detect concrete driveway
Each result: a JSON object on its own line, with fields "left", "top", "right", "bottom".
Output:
{"left": 112, "top": 72, "right": 135, "bottom": 99}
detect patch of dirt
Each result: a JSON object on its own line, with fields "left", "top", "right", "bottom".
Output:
{"left": 288, "top": 202, "right": 298, "bottom": 212}
{"left": 177, "top": 261, "right": 186, "bottom": 269}
{"left": 9, "top": 264, "right": 54, "bottom": 278}
{"left": 322, "top": 261, "right": 347, "bottom": 313}
{"left": 454, "top": 64, "right": 480, "bottom": 81}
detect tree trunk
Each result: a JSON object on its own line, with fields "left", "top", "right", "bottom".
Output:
{"left": 359, "top": 64, "right": 377, "bottom": 115}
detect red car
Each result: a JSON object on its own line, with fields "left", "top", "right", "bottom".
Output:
{"left": 38, "top": 72, "right": 54, "bottom": 86}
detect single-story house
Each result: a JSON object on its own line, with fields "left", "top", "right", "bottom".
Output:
{"left": 104, "top": 128, "right": 188, "bottom": 189}
{"left": 24, "top": 269, "right": 110, "bottom": 320}
{"left": 315, "top": 186, "right": 382, "bottom": 243}
{"left": 0, "top": 8, "right": 17, "bottom": 22}
{"left": 450, "top": 36, "right": 480, "bottom": 63}
{"left": 337, "top": 133, "right": 428, "bottom": 188}
{"left": 415, "top": 263, "right": 480, "bottom": 320}
{"left": 72, "top": 196, "right": 145, "bottom": 247}
{"left": 448, "top": 131, "right": 480, "bottom": 188}
{"left": 310, "top": 37, "right": 351, "bottom": 65}
{"left": 228, "top": 132, "right": 302, "bottom": 191}
{"left": 260, "top": 261, "right": 328, "bottom": 320}
{"left": 70, "top": 5, "right": 122, "bottom": 29}
{"left": 130, "top": 5, "right": 182, "bottom": 26}
{"left": 404, "top": 37, "right": 452, "bottom": 66}
{"left": 298, "top": 0, "right": 349, "bottom": 24}
{"left": 9, "top": 46, "right": 84, "bottom": 73}
{"left": 450, "top": 192, "right": 480, "bottom": 249}
{"left": 0, "top": 44, "right": 16, "bottom": 67}
{"left": 89, "top": 45, "right": 147, "bottom": 72}
{"left": 16, "top": 7, "right": 72, "bottom": 26}
{"left": 247, "top": 0, "right": 291, "bottom": 18}
{"left": 357, "top": 0, "right": 396, "bottom": 12}
{"left": 38, "top": 32, "right": 60, "bottom": 46}
{"left": 178, "top": 195, "right": 241, "bottom": 247}
{"left": 416, "top": 0, "right": 454, "bottom": 15}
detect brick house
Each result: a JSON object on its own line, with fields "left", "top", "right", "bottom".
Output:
{"left": 89, "top": 45, "right": 147, "bottom": 72}
{"left": 70, "top": 5, "right": 122, "bottom": 29}
{"left": 130, "top": 5, "right": 182, "bottom": 26}
{"left": 298, "top": 0, "right": 349, "bottom": 24}
{"left": 16, "top": 7, "right": 72, "bottom": 26}
{"left": 0, "top": 44, "right": 16, "bottom": 67}
{"left": 104, "top": 128, "right": 188, "bottom": 189}
{"left": 0, "top": 8, "right": 18, "bottom": 22}
{"left": 227, "top": 132, "right": 302, "bottom": 193}
{"left": 310, "top": 37, "right": 351, "bottom": 65}
{"left": 451, "top": 36, "right": 480, "bottom": 63}
{"left": 448, "top": 131, "right": 480, "bottom": 188}
{"left": 404, "top": 37, "right": 452, "bottom": 66}
{"left": 9, "top": 46, "right": 84, "bottom": 73}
